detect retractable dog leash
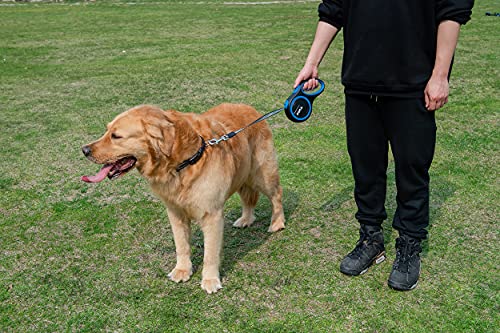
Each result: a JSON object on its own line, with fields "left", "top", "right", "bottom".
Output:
{"left": 176, "top": 79, "right": 325, "bottom": 171}
{"left": 207, "top": 79, "right": 325, "bottom": 146}
{"left": 284, "top": 78, "right": 325, "bottom": 122}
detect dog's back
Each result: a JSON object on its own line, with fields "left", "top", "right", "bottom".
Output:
{"left": 198, "top": 103, "right": 273, "bottom": 144}
{"left": 191, "top": 103, "right": 277, "bottom": 196}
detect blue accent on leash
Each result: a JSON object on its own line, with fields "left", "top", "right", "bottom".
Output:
{"left": 284, "top": 79, "right": 325, "bottom": 123}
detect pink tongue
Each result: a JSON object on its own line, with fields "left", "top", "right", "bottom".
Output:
{"left": 81, "top": 164, "right": 113, "bottom": 183}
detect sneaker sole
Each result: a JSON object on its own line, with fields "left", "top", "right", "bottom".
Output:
{"left": 340, "top": 251, "right": 386, "bottom": 276}
{"left": 388, "top": 280, "right": 418, "bottom": 291}
{"left": 388, "top": 266, "right": 421, "bottom": 291}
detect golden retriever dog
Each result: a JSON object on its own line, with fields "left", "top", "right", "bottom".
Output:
{"left": 81, "top": 104, "right": 285, "bottom": 293}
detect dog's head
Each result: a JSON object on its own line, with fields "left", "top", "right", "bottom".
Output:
{"left": 81, "top": 105, "right": 175, "bottom": 183}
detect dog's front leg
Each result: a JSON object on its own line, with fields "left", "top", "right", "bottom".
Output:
{"left": 167, "top": 208, "right": 193, "bottom": 283}
{"left": 200, "top": 210, "right": 224, "bottom": 294}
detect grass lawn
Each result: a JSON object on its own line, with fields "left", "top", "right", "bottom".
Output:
{"left": 0, "top": 0, "right": 498, "bottom": 332}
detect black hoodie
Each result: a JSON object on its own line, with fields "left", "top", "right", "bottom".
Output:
{"left": 318, "top": 0, "right": 474, "bottom": 97}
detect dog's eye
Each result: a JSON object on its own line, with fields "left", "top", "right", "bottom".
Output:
{"left": 111, "top": 133, "right": 123, "bottom": 140}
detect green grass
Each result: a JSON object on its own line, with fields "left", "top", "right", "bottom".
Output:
{"left": 0, "top": 0, "right": 498, "bottom": 332}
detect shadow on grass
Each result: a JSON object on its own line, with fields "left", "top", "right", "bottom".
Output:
{"left": 188, "top": 188, "right": 299, "bottom": 278}
{"left": 317, "top": 174, "right": 456, "bottom": 256}
{"left": 319, "top": 186, "right": 352, "bottom": 212}
{"left": 383, "top": 175, "right": 457, "bottom": 255}
{"left": 425, "top": 175, "right": 457, "bottom": 254}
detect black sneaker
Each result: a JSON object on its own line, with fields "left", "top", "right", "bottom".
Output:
{"left": 388, "top": 235, "right": 422, "bottom": 291}
{"left": 340, "top": 224, "right": 386, "bottom": 276}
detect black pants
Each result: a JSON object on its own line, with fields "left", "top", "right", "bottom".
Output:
{"left": 345, "top": 94, "right": 436, "bottom": 240}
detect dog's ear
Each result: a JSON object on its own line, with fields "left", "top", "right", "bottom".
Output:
{"left": 142, "top": 114, "right": 175, "bottom": 157}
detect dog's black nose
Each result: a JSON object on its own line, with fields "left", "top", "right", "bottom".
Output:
{"left": 82, "top": 145, "right": 91, "bottom": 157}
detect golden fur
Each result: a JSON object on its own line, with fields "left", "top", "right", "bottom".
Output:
{"left": 82, "top": 104, "right": 285, "bottom": 293}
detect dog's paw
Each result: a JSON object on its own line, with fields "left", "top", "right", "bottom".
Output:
{"left": 168, "top": 267, "right": 193, "bottom": 283}
{"left": 268, "top": 218, "right": 285, "bottom": 233}
{"left": 233, "top": 215, "right": 255, "bottom": 228}
{"left": 201, "top": 278, "right": 222, "bottom": 294}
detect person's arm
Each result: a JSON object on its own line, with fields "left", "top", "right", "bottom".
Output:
{"left": 294, "top": 21, "right": 339, "bottom": 90}
{"left": 424, "top": 20, "right": 462, "bottom": 111}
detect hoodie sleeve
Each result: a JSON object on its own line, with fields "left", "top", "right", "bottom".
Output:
{"left": 318, "top": 0, "right": 344, "bottom": 29}
{"left": 436, "top": 0, "right": 474, "bottom": 25}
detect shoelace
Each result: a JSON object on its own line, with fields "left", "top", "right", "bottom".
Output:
{"left": 393, "top": 238, "right": 421, "bottom": 272}
{"left": 349, "top": 233, "right": 371, "bottom": 259}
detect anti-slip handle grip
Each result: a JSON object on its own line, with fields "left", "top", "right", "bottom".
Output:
{"left": 284, "top": 79, "right": 325, "bottom": 122}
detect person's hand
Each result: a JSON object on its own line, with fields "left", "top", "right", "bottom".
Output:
{"left": 294, "top": 63, "right": 319, "bottom": 90}
{"left": 424, "top": 74, "right": 449, "bottom": 111}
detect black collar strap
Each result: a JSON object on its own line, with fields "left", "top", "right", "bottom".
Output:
{"left": 176, "top": 136, "right": 206, "bottom": 172}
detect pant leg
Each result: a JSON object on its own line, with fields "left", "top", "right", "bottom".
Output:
{"left": 381, "top": 97, "right": 436, "bottom": 240}
{"left": 345, "top": 94, "right": 388, "bottom": 226}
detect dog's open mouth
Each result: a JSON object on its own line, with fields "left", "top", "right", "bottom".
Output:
{"left": 81, "top": 156, "right": 137, "bottom": 183}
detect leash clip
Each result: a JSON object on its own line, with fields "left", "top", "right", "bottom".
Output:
{"left": 207, "top": 134, "right": 230, "bottom": 146}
